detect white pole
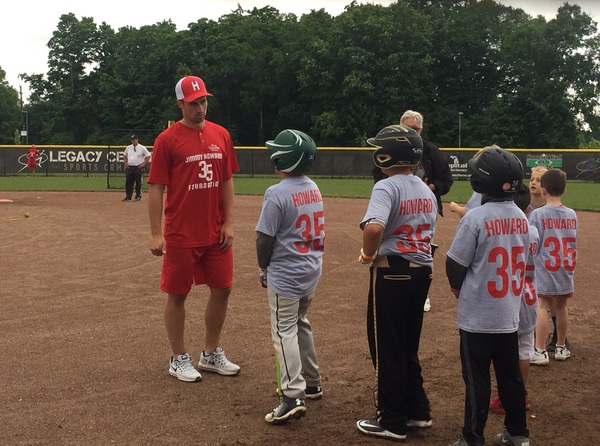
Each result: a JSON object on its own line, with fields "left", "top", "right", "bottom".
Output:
{"left": 458, "top": 112, "right": 464, "bottom": 148}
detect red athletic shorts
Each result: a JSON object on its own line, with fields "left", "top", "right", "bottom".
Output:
{"left": 27, "top": 160, "right": 36, "bottom": 168}
{"left": 160, "top": 243, "right": 233, "bottom": 295}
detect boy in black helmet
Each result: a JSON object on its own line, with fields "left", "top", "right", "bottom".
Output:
{"left": 356, "top": 124, "right": 437, "bottom": 441}
{"left": 446, "top": 147, "right": 530, "bottom": 446}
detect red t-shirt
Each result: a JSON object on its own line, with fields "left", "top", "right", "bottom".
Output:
{"left": 27, "top": 148, "right": 40, "bottom": 165}
{"left": 148, "top": 120, "right": 239, "bottom": 247}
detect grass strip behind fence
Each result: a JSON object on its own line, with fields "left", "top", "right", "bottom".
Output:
{"left": 0, "top": 175, "right": 598, "bottom": 211}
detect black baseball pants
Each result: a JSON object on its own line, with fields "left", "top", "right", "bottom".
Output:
{"left": 459, "top": 330, "right": 529, "bottom": 446}
{"left": 125, "top": 166, "right": 143, "bottom": 199}
{"left": 366, "top": 255, "right": 432, "bottom": 436}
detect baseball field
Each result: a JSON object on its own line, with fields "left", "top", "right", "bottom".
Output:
{"left": 1, "top": 191, "right": 598, "bottom": 445}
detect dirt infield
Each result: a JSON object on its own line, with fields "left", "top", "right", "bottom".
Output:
{"left": 2, "top": 191, "right": 598, "bottom": 446}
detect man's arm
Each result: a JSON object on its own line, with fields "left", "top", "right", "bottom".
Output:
{"left": 427, "top": 142, "right": 453, "bottom": 196}
{"left": 148, "top": 183, "right": 166, "bottom": 256}
{"left": 372, "top": 166, "right": 388, "bottom": 184}
{"left": 141, "top": 155, "right": 151, "bottom": 168}
{"left": 219, "top": 177, "right": 235, "bottom": 251}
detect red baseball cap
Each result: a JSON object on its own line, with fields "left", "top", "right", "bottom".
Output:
{"left": 175, "top": 76, "right": 212, "bottom": 102}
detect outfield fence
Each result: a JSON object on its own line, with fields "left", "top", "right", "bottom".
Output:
{"left": 1, "top": 146, "right": 599, "bottom": 185}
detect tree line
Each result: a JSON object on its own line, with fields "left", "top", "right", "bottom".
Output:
{"left": 1, "top": 0, "right": 599, "bottom": 149}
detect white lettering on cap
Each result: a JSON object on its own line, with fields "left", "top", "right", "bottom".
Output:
{"left": 191, "top": 80, "right": 200, "bottom": 91}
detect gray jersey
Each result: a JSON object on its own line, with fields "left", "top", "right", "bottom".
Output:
{"left": 447, "top": 201, "right": 530, "bottom": 333}
{"left": 528, "top": 205, "right": 578, "bottom": 295}
{"left": 465, "top": 191, "right": 482, "bottom": 211}
{"left": 519, "top": 225, "right": 539, "bottom": 333}
{"left": 256, "top": 176, "right": 324, "bottom": 297}
{"left": 360, "top": 174, "right": 437, "bottom": 266}
{"left": 526, "top": 201, "right": 544, "bottom": 217}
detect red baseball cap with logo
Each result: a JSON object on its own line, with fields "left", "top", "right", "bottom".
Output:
{"left": 175, "top": 76, "right": 212, "bottom": 102}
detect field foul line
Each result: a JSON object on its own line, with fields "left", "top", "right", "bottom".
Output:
{"left": 0, "top": 215, "right": 49, "bottom": 221}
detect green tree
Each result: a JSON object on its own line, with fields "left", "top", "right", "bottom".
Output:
{"left": 548, "top": 4, "right": 600, "bottom": 142}
{"left": 267, "top": 9, "right": 334, "bottom": 137}
{"left": 182, "top": 7, "right": 296, "bottom": 144}
{"left": 579, "top": 136, "right": 600, "bottom": 148}
{"left": 0, "top": 67, "right": 20, "bottom": 144}
{"left": 14, "top": 2, "right": 600, "bottom": 148}
{"left": 412, "top": 0, "right": 529, "bottom": 147}
{"left": 297, "top": 2, "right": 433, "bottom": 146}
{"left": 479, "top": 4, "right": 600, "bottom": 148}
{"left": 98, "top": 20, "right": 184, "bottom": 142}
{"left": 21, "top": 14, "right": 110, "bottom": 144}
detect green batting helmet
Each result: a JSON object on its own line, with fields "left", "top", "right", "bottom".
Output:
{"left": 266, "top": 129, "right": 317, "bottom": 174}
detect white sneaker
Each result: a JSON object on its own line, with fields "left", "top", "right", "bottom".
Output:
{"left": 495, "top": 430, "right": 530, "bottom": 446}
{"left": 407, "top": 419, "right": 433, "bottom": 428}
{"left": 423, "top": 297, "right": 431, "bottom": 312}
{"left": 530, "top": 348, "right": 549, "bottom": 366}
{"left": 554, "top": 345, "right": 571, "bottom": 361}
{"left": 198, "top": 347, "right": 241, "bottom": 375}
{"left": 169, "top": 353, "right": 202, "bottom": 382}
{"left": 450, "top": 436, "right": 469, "bottom": 446}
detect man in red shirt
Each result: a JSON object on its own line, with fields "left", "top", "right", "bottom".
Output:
{"left": 148, "top": 75, "right": 240, "bottom": 382}
{"left": 26, "top": 144, "right": 40, "bottom": 176}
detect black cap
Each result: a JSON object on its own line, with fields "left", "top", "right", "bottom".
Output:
{"left": 131, "top": 134, "right": 138, "bottom": 139}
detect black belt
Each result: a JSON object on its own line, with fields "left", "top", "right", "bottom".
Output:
{"left": 372, "top": 256, "right": 426, "bottom": 268}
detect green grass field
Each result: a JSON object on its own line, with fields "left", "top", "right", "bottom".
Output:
{"left": 0, "top": 175, "right": 598, "bottom": 211}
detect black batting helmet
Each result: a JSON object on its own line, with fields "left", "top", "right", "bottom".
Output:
{"left": 368, "top": 124, "right": 423, "bottom": 169}
{"left": 468, "top": 147, "right": 524, "bottom": 197}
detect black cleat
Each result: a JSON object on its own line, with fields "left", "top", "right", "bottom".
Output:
{"left": 306, "top": 385, "right": 323, "bottom": 400}
{"left": 265, "top": 397, "right": 306, "bottom": 424}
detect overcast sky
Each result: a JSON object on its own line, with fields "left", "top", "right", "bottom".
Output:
{"left": 1, "top": 0, "right": 599, "bottom": 100}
